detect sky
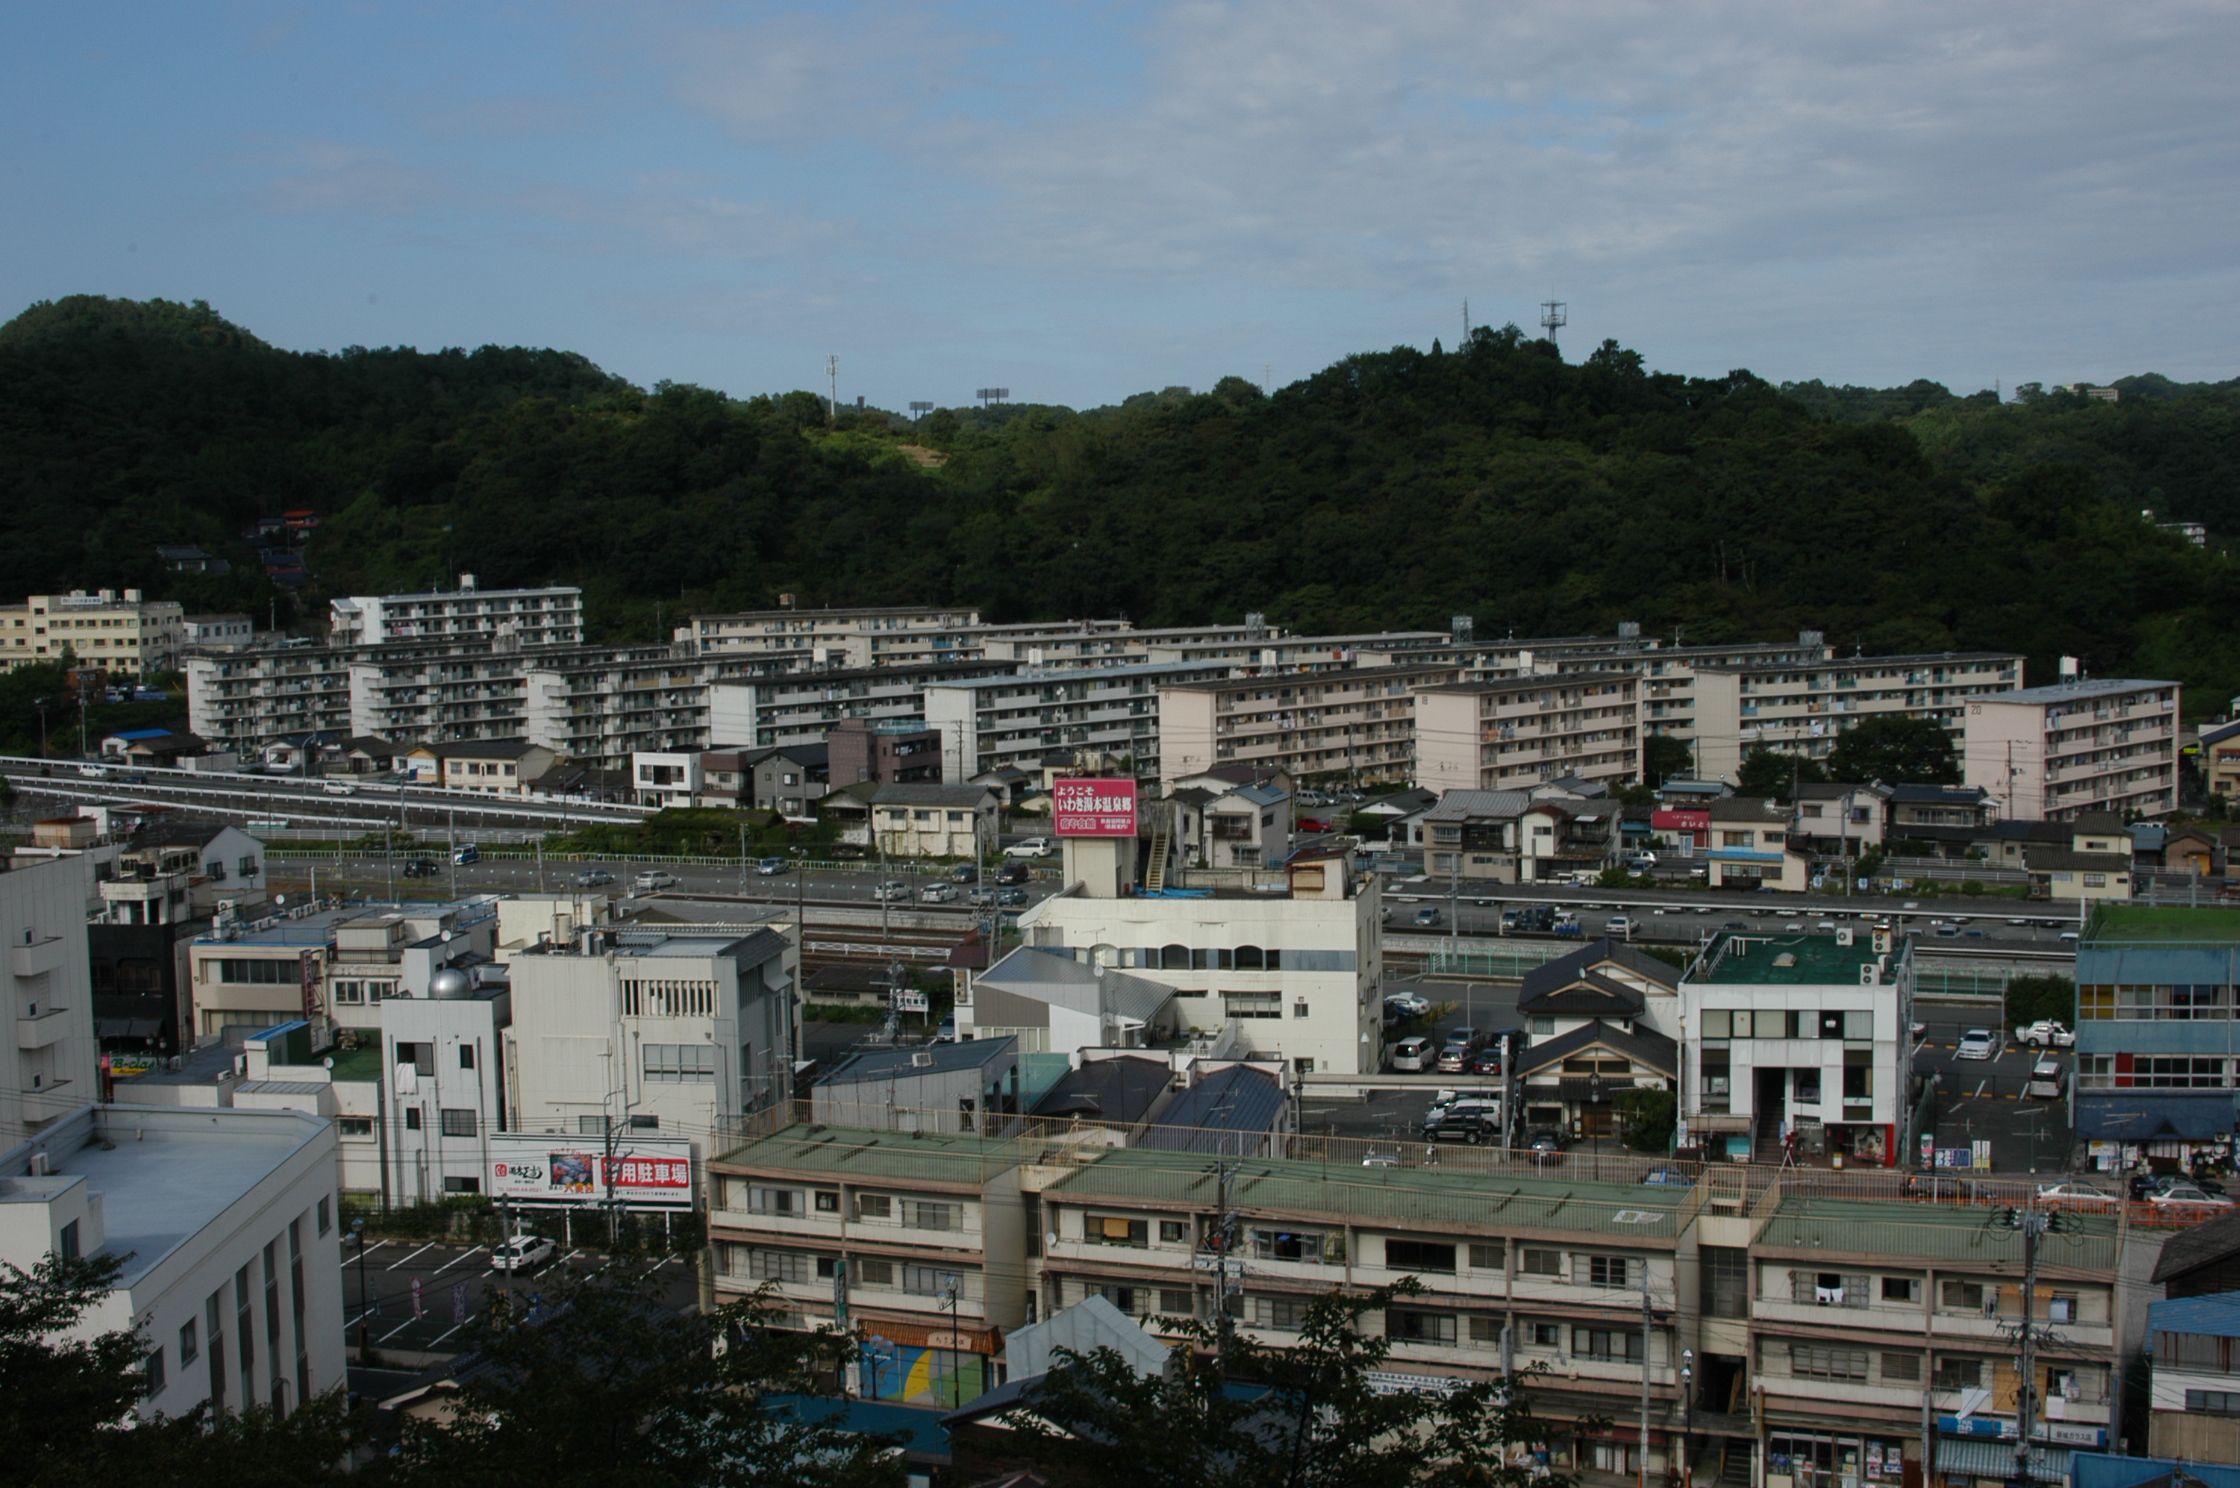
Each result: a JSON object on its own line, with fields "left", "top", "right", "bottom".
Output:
{"left": 3, "top": 2, "right": 2235, "bottom": 411}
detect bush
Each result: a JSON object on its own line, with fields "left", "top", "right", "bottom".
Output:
{"left": 1960, "top": 879, "right": 1985, "bottom": 896}
{"left": 2004, "top": 974, "right": 2074, "bottom": 1029}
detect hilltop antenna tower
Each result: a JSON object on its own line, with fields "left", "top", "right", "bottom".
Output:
{"left": 826, "top": 355, "right": 839, "bottom": 424}
{"left": 1462, "top": 299, "right": 1470, "bottom": 343}
{"left": 1540, "top": 299, "right": 1567, "bottom": 349}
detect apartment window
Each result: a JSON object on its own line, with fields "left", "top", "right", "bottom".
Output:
{"left": 440, "top": 1108, "right": 477, "bottom": 1138}
{"left": 338, "top": 1118, "right": 372, "bottom": 1138}
{"left": 902, "top": 1264, "right": 962, "bottom": 1297}
{"left": 442, "top": 1176, "right": 479, "bottom": 1195}
{"left": 316, "top": 1197, "right": 331, "bottom": 1236}
{"left": 855, "top": 1195, "right": 892, "bottom": 1221}
{"left": 1090, "top": 1283, "right": 1139, "bottom": 1313}
{"left": 904, "top": 1200, "right": 959, "bottom": 1231}
{"left": 2185, "top": 1389, "right": 2240, "bottom": 1415}
{"left": 750, "top": 1187, "right": 800, "bottom": 1217}
{"left": 1255, "top": 1296, "right": 1309, "bottom": 1332}
{"left": 143, "top": 1346, "right": 166, "bottom": 1398}
{"left": 1881, "top": 1276, "right": 1921, "bottom": 1304}
{"left": 1254, "top": 1229, "right": 1333, "bottom": 1264}
{"left": 2048, "top": 1293, "right": 2078, "bottom": 1324}
{"left": 854, "top": 1259, "right": 894, "bottom": 1287}
{"left": 60, "top": 1220, "right": 80, "bottom": 1262}
{"left": 1881, "top": 1352, "right": 1921, "bottom": 1383}
{"left": 1387, "top": 1308, "right": 1458, "bottom": 1345}
{"left": 1701, "top": 1247, "right": 1748, "bottom": 1319}
{"left": 1386, "top": 1239, "right": 1458, "bottom": 1274}
{"left": 1469, "top": 1241, "right": 1506, "bottom": 1270}
{"left": 749, "top": 1250, "right": 807, "bottom": 1285}
{"left": 1158, "top": 1289, "right": 1194, "bottom": 1316}
{"left": 1159, "top": 1221, "right": 1187, "bottom": 1244}
{"left": 643, "top": 1043, "right": 715, "bottom": 1083}
{"left": 404, "top": 1109, "right": 422, "bottom": 1132}
{"left": 1586, "top": 1255, "right": 1634, "bottom": 1290}
{"left": 1467, "top": 1316, "right": 1504, "bottom": 1345}
{"left": 1577, "top": 1326, "right": 1646, "bottom": 1363}
{"left": 814, "top": 1191, "right": 839, "bottom": 1214}
{"left": 1090, "top": 1215, "right": 1149, "bottom": 1248}
{"left": 1520, "top": 1248, "right": 1562, "bottom": 1278}
{"left": 458, "top": 1045, "right": 475, "bottom": 1070}
{"left": 1939, "top": 1280, "right": 1985, "bottom": 1312}
{"left": 1796, "top": 1271, "right": 1866, "bottom": 1307}
{"left": 1933, "top": 1357, "right": 1984, "bottom": 1390}
{"left": 1789, "top": 1343, "right": 1867, "bottom": 1382}
{"left": 1527, "top": 1321, "right": 1561, "bottom": 1348}
{"left": 815, "top": 1257, "right": 840, "bottom": 1281}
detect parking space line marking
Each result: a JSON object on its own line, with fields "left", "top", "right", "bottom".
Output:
{"left": 378, "top": 1314, "right": 419, "bottom": 1344}
{"left": 434, "top": 1246, "right": 485, "bottom": 1274}
{"left": 428, "top": 1315, "right": 477, "bottom": 1349}
{"left": 561, "top": 1249, "right": 584, "bottom": 1265}
{"left": 344, "top": 1239, "right": 390, "bottom": 1268}
{"left": 386, "top": 1242, "right": 439, "bottom": 1271}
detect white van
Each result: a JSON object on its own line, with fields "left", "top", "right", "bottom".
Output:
{"left": 2026, "top": 1057, "right": 2065, "bottom": 1099}
{"left": 1389, "top": 1036, "right": 1436, "bottom": 1073}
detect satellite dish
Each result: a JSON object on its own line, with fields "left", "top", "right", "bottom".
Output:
{"left": 441, "top": 929, "right": 455, "bottom": 944}
{"left": 323, "top": 1056, "right": 335, "bottom": 1070}
{"left": 274, "top": 894, "right": 287, "bottom": 907}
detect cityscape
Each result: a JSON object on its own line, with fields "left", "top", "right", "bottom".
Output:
{"left": 4, "top": 5, "right": 2239, "bottom": 1487}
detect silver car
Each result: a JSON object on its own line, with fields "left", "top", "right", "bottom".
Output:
{"left": 1955, "top": 1028, "right": 1998, "bottom": 1061}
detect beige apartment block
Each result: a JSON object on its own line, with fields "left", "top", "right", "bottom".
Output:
{"left": 0, "top": 589, "right": 185, "bottom": 676}
{"left": 678, "top": 604, "right": 987, "bottom": 665}
{"left": 1963, "top": 677, "right": 2182, "bottom": 821}
{"left": 1413, "top": 673, "right": 1643, "bottom": 794}
{"left": 1691, "top": 652, "right": 2024, "bottom": 784}
{"left": 1157, "top": 665, "right": 1457, "bottom": 791}
{"left": 328, "top": 577, "right": 582, "bottom": 647}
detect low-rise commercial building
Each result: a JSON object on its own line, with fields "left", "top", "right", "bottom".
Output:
{"left": 2146, "top": 1292, "right": 2240, "bottom": 1461}
{"left": 2072, "top": 906, "right": 2240, "bottom": 1167}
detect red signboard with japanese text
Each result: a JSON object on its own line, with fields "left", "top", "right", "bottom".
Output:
{"left": 486, "top": 1132, "right": 694, "bottom": 1210}
{"left": 1651, "top": 807, "right": 1710, "bottom": 846}
{"left": 1052, "top": 777, "right": 1138, "bottom": 838}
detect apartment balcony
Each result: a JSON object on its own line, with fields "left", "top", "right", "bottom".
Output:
{"left": 13, "top": 934, "right": 68, "bottom": 979}
{"left": 17, "top": 1006, "right": 72, "bottom": 1050}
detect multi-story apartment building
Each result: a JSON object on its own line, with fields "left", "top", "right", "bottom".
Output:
{"left": 1413, "top": 673, "right": 1644, "bottom": 794}
{"left": 1157, "top": 665, "right": 1457, "bottom": 792}
{"left": 1691, "top": 651, "right": 2025, "bottom": 785}
{"left": 1140, "top": 631, "right": 1452, "bottom": 674}
{"left": 678, "top": 604, "right": 986, "bottom": 665}
{"left": 708, "top": 661, "right": 1017, "bottom": 751}
{"left": 505, "top": 928, "right": 796, "bottom": 1190}
{"left": 329, "top": 576, "right": 583, "bottom": 647}
{"left": 0, "top": 588, "right": 186, "bottom": 675}
{"left": 2146, "top": 1293, "right": 2240, "bottom": 1461}
{"left": 187, "top": 642, "right": 356, "bottom": 747}
{"left": 1964, "top": 676, "right": 2183, "bottom": 821}
{"left": 983, "top": 621, "right": 1273, "bottom": 668}
{"left": 925, "top": 660, "right": 1235, "bottom": 784}
{"left": 374, "top": 968, "right": 512, "bottom": 1206}
{"left": 0, "top": 1102, "right": 346, "bottom": 1423}
{"left": 2071, "top": 906, "right": 2240, "bottom": 1164}
{"left": 1678, "top": 928, "right": 1913, "bottom": 1167}
{"left": 2, "top": 855, "right": 98, "bottom": 1143}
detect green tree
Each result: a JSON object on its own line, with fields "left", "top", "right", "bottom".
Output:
{"left": 1003, "top": 1280, "right": 1584, "bottom": 1488}
{"left": 1736, "top": 747, "right": 1822, "bottom": 800}
{"left": 388, "top": 1271, "right": 901, "bottom": 1488}
{"left": 1824, "top": 715, "right": 1960, "bottom": 786}
{"left": 1641, "top": 734, "right": 1693, "bottom": 788}
{"left": 2003, "top": 974, "right": 2075, "bottom": 1031}
{"left": 1614, "top": 1087, "right": 1677, "bottom": 1153}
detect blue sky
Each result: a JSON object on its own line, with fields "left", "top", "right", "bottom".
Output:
{"left": 4, "top": 2, "right": 2235, "bottom": 409}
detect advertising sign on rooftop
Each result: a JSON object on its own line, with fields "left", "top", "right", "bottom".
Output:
{"left": 1052, "top": 777, "right": 1138, "bottom": 838}
{"left": 487, "top": 1131, "right": 694, "bottom": 1210}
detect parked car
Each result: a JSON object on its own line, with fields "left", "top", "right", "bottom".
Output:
{"left": 634, "top": 869, "right": 677, "bottom": 891}
{"left": 490, "top": 1234, "right": 556, "bottom": 1272}
{"left": 1425, "top": 1110, "right": 1498, "bottom": 1144}
{"left": 1360, "top": 1152, "right": 1402, "bottom": 1168}
{"left": 1955, "top": 1028, "right": 1998, "bottom": 1061}
{"left": 996, "top": 886, "right": 1029, "bottom": 906}
{"left": 2035, "top": 1182, "right": 2117, "bottom": 1207}
{"left": 996, "top": 862, "right": 1030, "bottom": 886}
{"left": 1640, "top": 1166, "right": 1695, "bottom": 1188}
{"left": 919, "top": 883, "right": 960, "bottom": 904}
{"left": 402, "top": 858, "right": 438, "bottom": 878}
{"left": 933, "top": 1017, "right": 956, "bottom": 1043}
{"left": 1469, "top": 1047, "right": 1504, "bottom": 1076}
{"left": 323, "top": 780, "right": 357, "bottom": 795}
{"left": 1389, "top": 1036, "right": 1436, "bottom": 1073}
{"left": 2015, "top": 1020, "right": 2077, "bottom": 1049}
{"left": 1005, "top": 838, "right": 1055, "bottom": 859}
{"left": 1414, "top": 906, "right": 1443, "bottom": 928}
{"left": 1384, "top": 992, "right": 1430, "bottom": 1020}
{"left": 574, "top": 868, "right": 615, "bottom": 887}
{"left": 1436, "top": 1027, "right": 1483, "bottom": 1073}
{"left": 949, "top": 864, "right": 978, "bottom": 884}
{"left": 453, "top": 843, "right": 479, "bottom": 865}
{"left": 2149, "top": 1184, "right": 2235, "bottom": 1209}
{"left": 874, "top": 880, "right": 910, "bottom": 902}
{"left": 1528, "top": 1130, "right": 1567, "bottom": 1165}
{"left": 968, "top": 888, "right": 996, "bottom": 906}
{"left": 2026, "top": 1057, "right": 2066, "bottom": 1099}
{"left": 756, "top": 856, "right": 791, "bottom": 876}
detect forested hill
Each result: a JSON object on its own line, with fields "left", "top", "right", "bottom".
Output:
{"left": 4, "top": 295, "right": 2239, "bottom": 712}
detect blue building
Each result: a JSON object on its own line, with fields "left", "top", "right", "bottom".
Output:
{"left": 2072, "top": 907, "right": 2240, "bottom": 1170}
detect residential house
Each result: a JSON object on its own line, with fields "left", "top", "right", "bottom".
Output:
{"left": 861, "top": 783, "right": 1001, "bottom": 859}
{"left": 1421, "top": 788, "right": 1622, "bottom": 886}
{"left": 1704, "top": 798, "right": 1812, "bottom": 893}
{"left": 1027, "top": 1055, "right": 1177, "bottom": 1139}
{"left": 1169, "top": 781, "right": 1291, "bottom": 871}
{"left": 2200, "top": 719, "right": 2240, "bottom": 805}
{"left": 810, "top": 1038, "right": 1023, "bottom": 1134}
{"left": 1517, "top": 938, "right": 1683, "bottom": 1042}
{"left": 1789, "top": 783, "right": 1890, "bottom": 859}
{"left": 1511, "top": 1018, "right": 1677, "bottom": 1143}
{"left": 1351, "top": 787, "right": 1438, "bottom": 849}
{"left": 404, "top": 738, "right": 558, "bottom": 796}
{"left": 2023, "top": 811, "right": 2135, "bottom": 903}
{"left": 1136, "top": 1062, "right": 1291, "bottom": 1156}
{"left": 2146, "top": 1292, "right": 2240, "bottom": 1460}
{"left": 827, "top": 717, "right": 943, "bottom": 788}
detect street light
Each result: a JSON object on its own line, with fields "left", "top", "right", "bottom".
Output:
{"left": 350, "top": 1217, "right": 370, "bottom": 1355}
{"left": 1681, "top": 1347, "right": 1695, "bottom": 1433}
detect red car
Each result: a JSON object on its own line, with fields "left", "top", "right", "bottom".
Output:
{"left": 1299, "top": 818, "right": 1330, "bottom": 834}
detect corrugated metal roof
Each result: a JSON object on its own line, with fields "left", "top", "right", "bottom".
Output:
{"left": 1140, "top": 1065, "right": 1285, "bottom": 1152}
{"left": 2147, "top": 1291, "right": 2240, "bottom": 1339}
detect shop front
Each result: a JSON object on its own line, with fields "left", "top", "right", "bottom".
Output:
{"left": 1766, "top": 1428, "right": 1914, "bottom": 1488}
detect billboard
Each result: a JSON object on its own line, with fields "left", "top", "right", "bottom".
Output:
{"left": 486, "top": 1132, "right": 695, "bottom": 1210}
{"left": 1052, "top": 777, "right": 1138, "bottom": 838}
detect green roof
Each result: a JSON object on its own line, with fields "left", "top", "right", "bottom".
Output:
{"left": 2086, "top": 904, "right": 2240, "bottom": 946}
{"left": 1757, "top": 1198, "right": 2120, "bottom": 1272}
{"left": 326, "top": 1046, "right": 383, "bottom": 1083}
{"left": 1693, "top": 932, "right": 1884, "bottom": 985}
{"left": 715, "top": 1124, "right": 1026, "bottom": 1188}
{"left": 1043, "top": 1147, "right": 1692, "bottom": 1240}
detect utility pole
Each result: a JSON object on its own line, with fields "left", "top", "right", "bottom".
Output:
{"left": 1639, "top": 1286, "right": 1653, "bottom": 1488}
{"left": 2002, "top": 1204, "right": 2061, "bottom": 1487}
{"left": 1209, "top": 1156, "right": 1241, "bottom": 1354}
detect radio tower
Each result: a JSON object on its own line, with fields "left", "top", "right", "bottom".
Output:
{"left": 1539, "top": 299, "right": 1567, "bottom": 350}
{"left": 826, "top": 354, "right": 839, "bottom": 424}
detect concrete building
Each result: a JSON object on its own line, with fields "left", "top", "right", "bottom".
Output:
{"left": 630, "top": 748, "right": 705, "bottom": 809}
{"left": 0, "top": 1101, "right": 346, "bottom": 1422}
{"left": 2145, "top": 1292, "right": 2240, "bottom": 1460}
{"left": 679, "top": 604, "right": 986, "bottom": 666}
{"left": 811, "top": 1038, "right": 1023, "bottom": 1133}
{"left": 505, "top": 928, "right": 796, "bottom": 1189}
{"left": 1413, "top": 673, "right": 1643, "bottom": 795}
{"left": 1155, "top": 666, "right": 1455, "bottom": 792}
{"left": 0, "top": 588, "right": 186, "bottom": 676}
{"left": 2200, "top": 719, "right": 2240, "bottom": 805}
{"left": 1964, "top": 676, "right": 2183, "bottom": 821}
{"left": 376, "top": 968, "right": 513, "bottom": 1205}
{"left": 708, "top": 661, "right": 1016, "bottom": 752}
{"left": 187, "top": 643, "right": 355, "bottom": 748}
{"left": 1169, "top": 781, "right": 1292, "bottom": 872}
{"left": 2, "top": 855, "right": 99, "bottom": 1144}
{"left": 925, "top": 660, "right": 1235, "bottom": 784}
{"left": 2071, "top": 906, "right": 2240, "bottom": 1169}
{"left": 329, "top": 577, "right": 583, "bottom": 648}
{"left": 1678, "top": 928, "right": 1913, "bottom": 1167}
{"left": 182, "top": 613, "right": 255, "bottom": 650}
{"left": 1704, "top": 797, "right": 1812, "bottom": 893}
{"left": 957, "top": 948, "right": 1177, "bottom": 1054}
{"left": 827, "top": 716, "right": 943, "bottom": 788}
{"left": 1690, "top": 651, "right": 2024, "bottom": 784}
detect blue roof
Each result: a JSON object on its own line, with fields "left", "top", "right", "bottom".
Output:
{"left": 1140, "top": 1065, "right": 1284, "bottom": 1152}
{"left": 762, "top": 1392, "right": 950, "bottom": 1457}
{"left": 2074, "top": 1092, "right": 2236, "bottom": 1141}
{"left": 112, "top": 727, "right": 175, "bottom": 741}
{"left": 2149, "top": 1292, "right": 2240, "bottom": 1341}
{"left": 2071, "top": 1454, "right": 2240, "bottom": 1488}
{"left": 817, "top": 1036, "right": 1018, "bottom": 1087}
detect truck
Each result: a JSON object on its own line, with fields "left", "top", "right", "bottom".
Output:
{"left": 2014, "top": 1020, "right": 2076, "bottom": 1049}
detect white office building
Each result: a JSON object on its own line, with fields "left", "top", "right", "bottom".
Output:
{"left": 3, "top": 855, "right": 99, "bottom": 1145}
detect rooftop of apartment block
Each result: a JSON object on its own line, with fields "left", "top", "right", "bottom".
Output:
{"left": 1690, "top": 649, "right": 2023, "bottom": 677}
{"left": 1987, "top": 677, "right": 2179, "bottom": 704}
{"left": 1691, "top": 931, "right": 1885, "bottom": 986}
{"left": 1167, "top": 663, "right": 1458, "bottom": 696}
{"left": 2083, "top": 904, "right": 2240, "bottom": 947}
{"left": 1757, "top": 1196, "right": 2119, "bottom": 1270}
{"left": 931, "top": 658, "right": 1237, "bottom": 692}
{"left": 334, "top": 583, "right": 581, "bottom": 608}
{"left": 1413, "top": 670, "right": 1639, "bottom": 697}
{"left": 713, "top": 1122, "right": 1024, "bottom": 1185}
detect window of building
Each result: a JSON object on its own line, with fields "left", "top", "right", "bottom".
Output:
{"left": 854, "top": 1259, "right": 894, "bottom": 1287}
{"left": 1527, "top": 1321, "right": 1561, "bottom": 1348}
{"left": 1933, "top": 1357, "right": 1983, "bottom": 1390}
{"left": 1701, "top": 1246, "right": 1748, "bottom": 1318}
{"left": 750, "top": 1250, "right": 806, "bottom": 1285}
{"left": 750, "top": 1187, "right": 800, "bottom": 1217}
{"left": 1467, "top": 1316, "right": 1503, "bottom": 1344}
{"left": 60, "top": 1220, "right": 80, "bottom": 1262}
{"left": 1386, "top": 1239, "right": 1457, "bottom": 1274}
{"left": 1587, "top": 1255, "right": 1634, "bottom": 1289}
{"left": 458, "top": 1045, "right": 475, "bottom": 1070}
{"left": 2185, "top": 1389, "right": 2240, "bottom": 1415}
{"left": 441, "top": 1176, "right": 480, "bottom": 1195}
{"left": 1091, "top": 1215, "right": 1148, "bottom": 1248}
{"left": 1160, "top": 1220, "right": 1187, "bottom": 1244}
{"left": 1881, "top": 1352, "right": 1920, "bottom": 1383}
{"left": 179, "top": 1320, "right": 198, "bottom": 1367}
{"left": 338, "top": 1119, "right": 372, "bottom": 1138}
{"left": 440, "top": 1108, "right": 477, "bottom": 1138}
{"left": 814, "top": 1191, "right": 839, "bottom": 1214}
{"left": 1520, "top": 1248, "right": 1562, "bottom": 1277}
{"left": 1386, "top": 1308, "right": 1458, "bottom": 1345}
{"left": 855, "top": 1195, "right": 892, "bottom": 1221}
{"left": 904, "top": 1200, "right": 959, "bottom": 1231}
{"left": 1789, "top": 1343, "right": 1867, "bottom": 1381}
{"left": 404, "top": 1109, "right": 422, "bottom": 1131}
{"left": 1254, "top": 1229, "right": 1334, "bottom": 1264}
{"left": 317, "top": 1196, "right": 331, "bottom": 1236}
{"left": 815, "top": 1257, "right": 840, "bottom": 1281}
{"left": 1939, "top": 1280, "right": 1985, "bottom": 1312}
{"left": 143, "top": 1346, "right": 165, "bottom": 1398}
{"left": 1254, "top": 1296, "right": 1309, "bottom": 1333}
{"left": 643, "top": 1043, "right": 715, "bottom": 1083}
{"left": 1469, "top": 1241, "right": 1506, "bottom": 1270}
{"left": 1158, "top": 1288, "right": 1194, "bottom": 1316}
{"left": 1575, "top": 1326, "right": 1645, "bottom": 1362}
{"left": 1881, "top": 1276, "right": 1920, "bottom": 1304}
{"left": 903, "top": 1264, "right": 962, "bottom": 1297}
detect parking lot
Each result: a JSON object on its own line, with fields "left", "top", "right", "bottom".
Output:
{"left": 338, "top": 1238, "right": 696, "bottom": 1357}
{"left": 1914, "top": 1006, "right": 2078, "bottom": 1175}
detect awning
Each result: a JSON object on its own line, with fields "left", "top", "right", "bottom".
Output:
{"left": 858, "top": 1317, "right": 1004, "bottom": 1356}
{"left": 2074, "top": 1093, "right": 2235, "bottom": 1142}
{"left": 1934, "top": 1438, "right": 2070, "bottom": 1482}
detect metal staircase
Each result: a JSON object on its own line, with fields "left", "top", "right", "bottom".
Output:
{"left": 1145, "top": 811, "right": 1172, "bottom": 893}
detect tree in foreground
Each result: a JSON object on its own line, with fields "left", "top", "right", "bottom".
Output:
{"left": 385, "top": 1271, "right": 903, "bottom": 1488}
{"left": 1001, "top": 1280, "right": 1589, "bottom": 1488}
{"left": 1824, "top": 714, "right": 1960, "bottom": 786}
{"left": 1, "top": 1251, "right": 357, "bottom": 1488}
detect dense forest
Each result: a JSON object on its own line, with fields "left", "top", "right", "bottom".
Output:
{"left": 4, "top": 295, "right": 2237, "bottom": 712}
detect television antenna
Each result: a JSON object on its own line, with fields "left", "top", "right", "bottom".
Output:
{"left": 1539, "top": 299, "right": 1567, "bottom": 349}
{"left": 826, "top": 355, "right": 839, "bottom": 424}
